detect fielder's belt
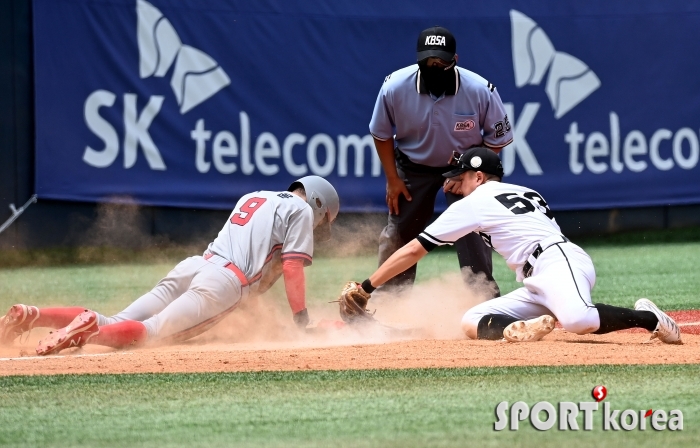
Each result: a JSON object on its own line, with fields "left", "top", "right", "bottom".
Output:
{"left": 522, "top": 235, "right": 570, "bottom": 278}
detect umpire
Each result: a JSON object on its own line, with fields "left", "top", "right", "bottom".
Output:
{"left": 369, "top": 26, "right": 513, "bottom": 292}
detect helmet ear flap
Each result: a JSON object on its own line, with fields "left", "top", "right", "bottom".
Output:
{"left": 307, "top": 191, "right": 328, "bottom": 228}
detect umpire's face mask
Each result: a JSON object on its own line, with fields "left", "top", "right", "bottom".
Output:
{"left": 419, "top": 58, "right": 456, "bottom": 97}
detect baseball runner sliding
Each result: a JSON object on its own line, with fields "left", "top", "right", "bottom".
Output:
{"left": 338, "top": 147, "right": 682, "bottom": 344}
{"left": 0, "top": 176, "right": 340, "bottom": 355}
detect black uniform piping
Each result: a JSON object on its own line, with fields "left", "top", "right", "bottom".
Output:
{"left": 553, "top": 244, "right": 595, "bottom": 309}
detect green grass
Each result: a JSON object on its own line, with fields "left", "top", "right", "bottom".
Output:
{"left": 301, "top": 238, "right": 700, "bottom": 311}
{"left": 0, "top": 365, "right": 698, "bottom": 447}
{"left": 1, "top": 235, "right": 699, "bottom": 314}
{"left": 0, "top": 230, "right": 699, "bottom": 446}
{"left": 0, "top": 264, "right": 176, "bottom": 317}
{"left": 412, "top": 240, "right": 700, "bottom": 311}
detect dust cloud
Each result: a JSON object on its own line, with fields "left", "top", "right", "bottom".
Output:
{"left": 194, "top": 271, "right": 494, "bottom": 351}
{"left": 17, "top": 200, "right": 497, "bottom": 350}
{"left": 66, "top": 199, "right": 213, "bottom": 264}
{"left": 314, "top": 213, "right": 385, "bottom": 257}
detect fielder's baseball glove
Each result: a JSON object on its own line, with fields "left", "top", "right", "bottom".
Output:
{"left": 337, "top": 281, "right": 374, "bottom": 324}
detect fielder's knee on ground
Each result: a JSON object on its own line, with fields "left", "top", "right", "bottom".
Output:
{"left": 556, "top": 306, "right": 600, "bottom": 335}
{"left": 461, "top": 311, "right": 481, "bottom": 339}
{"left": 461, "top": 288, "right": 551, "bottom": 339}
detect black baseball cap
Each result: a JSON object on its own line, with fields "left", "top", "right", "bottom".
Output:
{"left": 416, "top": 26, "right": 456, "bottom": 62}
{"left": 443, "top": 146, "right": 504, "bottom": 178}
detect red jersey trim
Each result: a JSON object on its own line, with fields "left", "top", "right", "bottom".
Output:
{"left": 282, "top": 251, "right": 313, "bottom": 265}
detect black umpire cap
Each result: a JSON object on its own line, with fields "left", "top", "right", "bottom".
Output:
{"left": 416, "top": 26, "right": 456, "bottom": 62}
{"left": 443, "top": 146, "right": 504, "bottom": 178}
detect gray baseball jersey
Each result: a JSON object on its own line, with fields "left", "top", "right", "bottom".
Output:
{"left": 207, "top": 190, "right": 314, "bottom": 294}
{"left": 369, "top": 65, "right": 513, "bottom": 167}
{"left": 97, "top": 190, "right": 314, "bottom": 340}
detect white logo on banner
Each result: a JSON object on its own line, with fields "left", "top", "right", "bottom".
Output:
{"left": 502, "top": 9, "right": 602, "bottom": 176}
{"left": 503, "top": 9, "right": 698, "bottom": 177}
{"left": 83, "top": 0, "right": 383, "bottom": 178}
{"left": 137, "top": 0, "right": 231, "bottom": 114}
{"left": 510, "top": 10, "right": 601, "bottom": 119}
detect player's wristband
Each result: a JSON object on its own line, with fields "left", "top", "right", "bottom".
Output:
{"left": 361, "top": 279, "right": 376, "bottom": 294}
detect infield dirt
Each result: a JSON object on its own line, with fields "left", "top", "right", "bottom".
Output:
{"left": 1, "top": 310, "right": 698, "bottom": 376}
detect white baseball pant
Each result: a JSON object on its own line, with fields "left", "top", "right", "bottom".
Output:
{"left": 461, "top": 242, "right": 601, "bottom": 338}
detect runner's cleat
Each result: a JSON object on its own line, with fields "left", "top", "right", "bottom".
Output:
{"left": 0, "top": 304, "right": 40, "bottom": 345}
{"left": 36, "top": 311, "right": 99, "bottom": 355}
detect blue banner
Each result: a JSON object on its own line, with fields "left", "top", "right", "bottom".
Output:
{"left": 34, "top": 0, "right": 700, "bottom": 211}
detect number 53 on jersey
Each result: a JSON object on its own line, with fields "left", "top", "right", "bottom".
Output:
{"left": 495, "top": 192, "right": 554, "bottom": 220}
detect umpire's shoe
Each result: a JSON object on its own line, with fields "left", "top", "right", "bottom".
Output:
{"left": 635, "top": 298, "right": 682, "bottom": 344}
{"left": 36, "top": 311, "right": 99, "bottom": 355}
{"left": 503, "top": 315, "right": 556, "bottom": 342}
{"left": 0, "top": 304, "right": 40, "bottom": 345}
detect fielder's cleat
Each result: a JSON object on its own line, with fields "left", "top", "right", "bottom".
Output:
{"left": 0, "top": 304, "right": 40, "bottom": 345}
{"left": 36, "top": 310, "right": 99, "bottom": 356}
{"left": 503, "top": 315, "right": 557, "bottom": 342}
{"left": 634, "top": 298, "right": 682, "bottom": 344}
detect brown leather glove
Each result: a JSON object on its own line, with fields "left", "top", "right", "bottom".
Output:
{"left": 337, "top": 282, "right": 374, "bottom": 324}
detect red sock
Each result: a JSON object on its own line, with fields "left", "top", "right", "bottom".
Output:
{"left": 90, "top": 321, "right": 148, "bottom": 349}
{"left": 35, "top": 307, "right": 87, "bottom": 328}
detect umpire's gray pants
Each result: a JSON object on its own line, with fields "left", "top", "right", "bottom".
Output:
{"left": 378, "top": 163, "right": 495, "bottom": 292}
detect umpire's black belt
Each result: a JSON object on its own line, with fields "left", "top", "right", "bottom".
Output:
{"left": 522, "top": 235, "right": 570, "bottom": 278}
{"left": 395, "top": 148, "right": 452, "bottom": 175}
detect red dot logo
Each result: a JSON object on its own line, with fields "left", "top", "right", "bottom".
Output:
{"left": 592, "top": 385, "right": 607, "bottom": 402}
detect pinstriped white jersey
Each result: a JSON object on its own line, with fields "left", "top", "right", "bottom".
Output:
{"left": 420, "top": 181, "right": 563, "bottom": 281}
{"left": 206, "top": 191, "right": 314, "bottom": 294}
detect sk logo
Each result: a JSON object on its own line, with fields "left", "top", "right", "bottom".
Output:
{"left": 510, "top": 10, "right": 601, "bottom": 118}
{"left": 137, "top": 0, "right": 231, "bottom": 113}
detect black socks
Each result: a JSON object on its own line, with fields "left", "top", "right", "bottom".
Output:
{"left": 593, "top": 303, "right": 658, "bottom": 334}
{"left": 475, "top": 304, "right": 658, "bottom": 339}
{"left": 476, "top": 314, "right": 519, "bottom": 340}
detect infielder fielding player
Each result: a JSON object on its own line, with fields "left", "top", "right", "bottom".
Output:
{"left": 349, "top": 147, "right": 681, "bottom": 343}
{"left": 370, "top": 26, "right": 513, "bottom": 292}
{"left": 0, "top": 176, "right": 340, "bottom": 355}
